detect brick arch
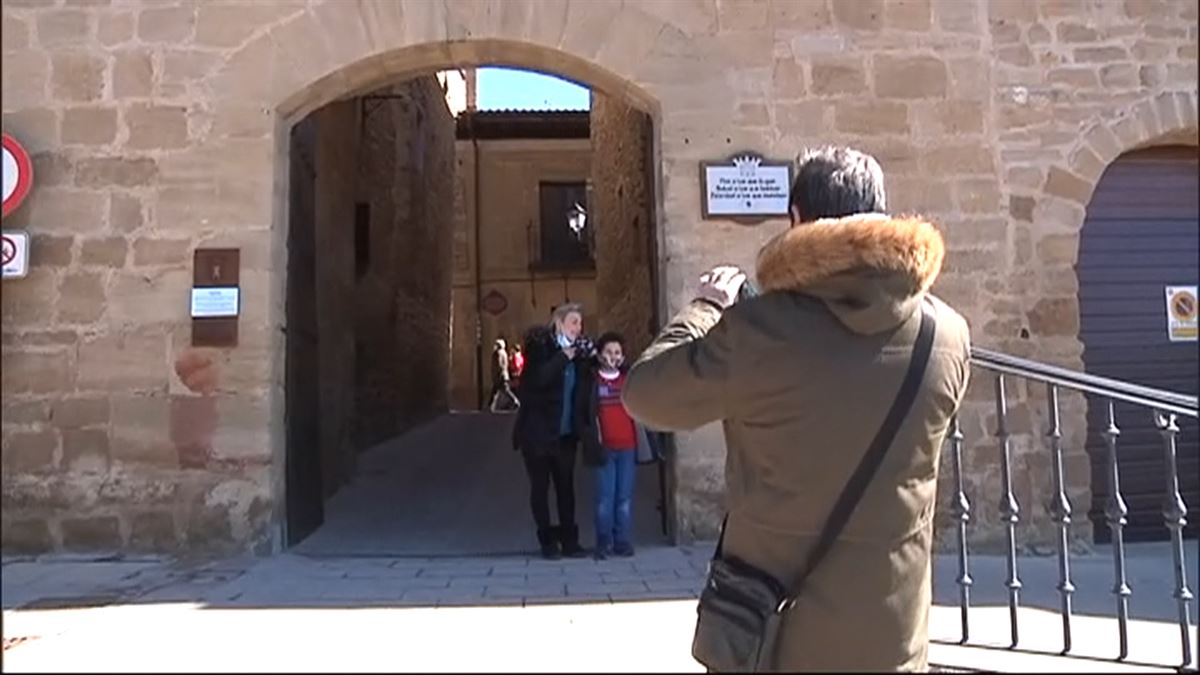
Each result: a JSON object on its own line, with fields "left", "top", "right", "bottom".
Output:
{"left": 1038, "top": 91, "right": 1199, "bottom": 233}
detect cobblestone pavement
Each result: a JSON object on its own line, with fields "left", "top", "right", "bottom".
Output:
{"left": 3, "top": 543, "right": 1196, "bottom": 672}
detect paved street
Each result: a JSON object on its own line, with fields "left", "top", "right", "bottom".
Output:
{"left": 3, "top": 543, "right": 1196, "bottom": 672}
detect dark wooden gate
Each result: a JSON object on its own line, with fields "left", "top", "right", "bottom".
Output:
{"left": 285, "top": 118, "right": 325, "bottom": 546}
{"left": 1080, "top": 145, "right": 1199, "bottom": 543}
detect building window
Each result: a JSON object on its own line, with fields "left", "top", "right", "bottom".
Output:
{"left": 354, "top": 202, "right": 370, "bottom": 279}
{"left": 536, "top": 182, "right": 592, "bottom": 270}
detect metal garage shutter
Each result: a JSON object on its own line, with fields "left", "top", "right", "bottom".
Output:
{"left": 1080, "top": 145, "right": 1199, "bottom": 543}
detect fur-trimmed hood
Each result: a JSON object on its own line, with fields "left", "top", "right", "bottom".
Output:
{"left": 755, "top": 214, "right": 946, "bottom": 335}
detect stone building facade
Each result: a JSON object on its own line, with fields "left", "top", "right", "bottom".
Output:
{"left": 1, "top": 0, "right": 1197, "bottom": 555}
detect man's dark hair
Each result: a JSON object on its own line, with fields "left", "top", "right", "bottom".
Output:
{"left": 788, "top": 146, "right": 887, "bottom": 223}
{"left": 595, "top": 331, "right": 625, "bottom": 353}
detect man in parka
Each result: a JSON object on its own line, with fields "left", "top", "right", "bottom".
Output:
{"left": 622, "top": 146, "right": 972, "bottom": 671}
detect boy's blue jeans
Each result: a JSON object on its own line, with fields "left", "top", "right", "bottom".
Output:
{"left": 593, "top": 448, "right": 636, "bottom": 551}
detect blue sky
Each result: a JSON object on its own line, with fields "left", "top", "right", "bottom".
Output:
{"left": 476, "top": 67, "right": 591, "bottom": 111}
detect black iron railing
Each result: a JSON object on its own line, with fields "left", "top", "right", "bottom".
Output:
{"left": 949, "top": 347, "right": 1198, "bottom": 669}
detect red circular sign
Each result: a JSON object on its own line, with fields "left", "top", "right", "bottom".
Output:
{"left": 1, "top": 236, "right": 15, "bottom": 266}
{"left": 3, "top": 133, "right": 34, "bottom": 218}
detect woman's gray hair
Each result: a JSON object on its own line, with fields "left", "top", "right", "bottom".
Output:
{"left": 551, "top": 302, "right": 584, "bottom": 324}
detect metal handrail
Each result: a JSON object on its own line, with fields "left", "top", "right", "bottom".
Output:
{"left": 971, "top": 347, "right": 1199, "bottom": 418}
{"left": 952, "top": 348, "right": 1196, "bottom": 670}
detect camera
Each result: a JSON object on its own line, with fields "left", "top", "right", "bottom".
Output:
{"left": 737, "top": 279, "right": 760, "bottom": 303}
{"left": 573, "top": 335, "right": 597, "bottom": 359}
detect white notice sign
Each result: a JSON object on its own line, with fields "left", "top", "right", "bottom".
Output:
{"left": 701, "top": 154, "right": 793, "bottom": 221}
{"left": 1, "top": 230, "right": 30, "bottom": 280}
{"left": 1165, "top": 286, "right": 1197, "bottom": 342}
{"left": 191, "top": 287, "right": 240, "bottom": 318}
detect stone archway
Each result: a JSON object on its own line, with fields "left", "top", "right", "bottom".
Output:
{"left": 197, "top": 0, "right": 733, "bottom": 551}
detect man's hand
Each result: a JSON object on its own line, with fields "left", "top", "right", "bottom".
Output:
{"left": 696, "top": 266, "right": 747, "bottom": 309}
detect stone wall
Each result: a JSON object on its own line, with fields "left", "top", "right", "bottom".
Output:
{"left": 353, "top": 79, "right": 456, "bottom": 449}
{"left": 590, "top": 91, "right": 657, "bottom": 357}
{"left": 1, "top": 0, "right": 1195, "bottom": 555}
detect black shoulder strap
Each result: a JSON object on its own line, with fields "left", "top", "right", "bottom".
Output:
{"left": 711, "top": 298, "right": 938, "bottom": 608}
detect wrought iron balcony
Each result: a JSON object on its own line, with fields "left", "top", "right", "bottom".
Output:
{"left": 946, "top": 347, "right": 1198, "bottom": 669}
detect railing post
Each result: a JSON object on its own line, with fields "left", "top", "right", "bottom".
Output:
{"left": 1103, "top": 400, "right": 1131, "bottom": 661}
{"left": 995, "top": 374, "right": 1022, "bottom": 649}
{"left": 1153, "top": 411, "right": 1195, "bottom": 670}
{"left": 1045, "top": 384, "right": 1075, "bottom": 654}
{"left": 949, "top": 415, "right": 973, "bottom": 644}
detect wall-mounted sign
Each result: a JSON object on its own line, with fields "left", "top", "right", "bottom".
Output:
{"left": 192, "top": 248, "right": 240, "bottom": 347}
{"left": 700, "top": 152, "right": 793, "bottom": 224}
{"left": 191, "top": 287, "right": 240, "bottom": 318}
{"left": 1165, "top": 285, "right": 1197, "bottom": 342}
{"left": 2, "top": 133, "right": 34, "bottom": 218}
{"left": 2, "top": 229, "right": 30, "bottom": 279}
{"left": 481, "top": 289, "right": 508, "bottom": 316}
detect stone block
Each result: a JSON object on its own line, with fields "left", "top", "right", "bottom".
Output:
{"left": 996, "top": 44, "right": 1034, "bottom": 67}
{"left": 1, "top": 518, "right": 54, "bottom": 553}
{"left": 1047, "top": 67, "right": 1099, "bottom": 89}
{"left": 1074, "top": 46, "right": 1128, "bottom": 63}
{"left": 98, "top": 10, "right": 134, "bottom": 46}
{"left": 78, "top": 329, "right": 168, "bottom": 392}
{"left": 1167, "top": 62, "right": 1198, "bottom": 87}
{"left": 1124, "top": 0, "right": 1169, "bottom": 17}
{"left": 834, "top": 100, "right": 909, "bottom": 135}
{"left": 61, "top": 107, "right": 118, "bottom": 146}
{"left": 923, "top": 145, "right": 994, "bottom": 175}
{"left": 50, "top": 51, "right": 105, "bottom": 103}
{"left": 62, "top": 428, "right": 109, "bottom": 473}
{"left": 913, "top": 100, "right": 984, "bottom": 137}
{"left": 3, "top": 400, "right": 49, "bottom": 427}
{"left": 768, "top": 0, "right": 830, "bottom": 29}
{"left": 933, "top": 0, "right": 977, "bottom": 32}
{"left": 2, "top": 429, "right": 59, "bottom": 472}
{"left": 132, "top": 237, "right": 192, "bottom": 267}
{"left": 129, "top": 511, "right": 178, "bottom": 550}
{"left": 955, "top": 178, "right": 1002, "bottom": 213}
{"left": 884, "top": 0, "right": 930, "bottom": 30}
{"left": 36, "top": 9, "right": 91, "bottom": 47}
{"left": 1028, "top": 297, "right": 1079, "bottom": 337}
{"left": 1043, "top": 167, "right": 1093, "bottom": 205}
{"left": 1, "top": 50, "right": 50, "bottom": 110}
{"left": 105, "top": 268, "right": 190, "bottom": 326}
{"left": 61, "top": 515, "right": 123, "bottom": 551}
{"left": 195, "top": 1, "right": 300, "bottom": 48}
{"left": 1099, "top": 63, "right": 1138, "bottom": 89}
{"left": 30, "top": 153, "right": 73, "bottom": 189}
{"left": 1139, "top": 64, "right": 1166, "bottom": 88}
{"left": 51, "top": 396, "right": 110, "bottom": 429}
{"left": 774, "top": 101, "right": 830, "bottom": 137}
{"left": 1056, "top": 22, "right": 1098, "bottom": 42}
{"left": 3, "top": 12, "right": 31, "bottom": 50}
{"left": 137, "top": 5, "right": 195, "bottom": 43}
{"left": 717, "top": 0, "right": 768, "bottom": 30}
{"left": 109, "top": 193, "right": 145, "bottom": 233}
{"left": 31, "top": 235, "right": 74, "bottom": 268}
{"left": 1, "top": 348, "right": 73, "bottom": 396}
{"left": 4, "top": 109, "right": 60, "bottom": 153}
{"left": 80, "top": 237, "right": 128, "bottom": 267}
{"left": 1, "top": 266, "right": 58, "bottom": 327}
{"left": 110, "top": 394, "right": 176, "bottom": 468}
{"left": 124, "top": 104, "right": 189, "bottom": 150}
{"left": 75, "top": 157, "right": 158, "bottom": 188}
{"left": 832, "top": 0, "right": 883, "bottom": 29}
{"left": 735, "top": 103, "right": 769, "bottom": 126}
{"left": 113, "top": 49, "right": 154, "bottom": 98}
{"left": 1009, "top": 195, "right": 1035, "bottom": 222}
{"left": 771, "top": 57, "right": 806, "bottom": 99}
{"left": 874, "top": 55, "right": 947, "bottom": 98}
{"left": 1132, "top": 40, "right": 1174, "bottom": 61}
{"left": 811, "top": 57, "right": 867, "bottom": 95}
{"left": 58, "top": 272, "right": 107, "bottom": 323}
{"left": 168, "top": 394, "right": 216, "bottom": 469}
{"left": 161, "top": 50, "right": 222, "bottom": 86}
{"left": 1036, "top": 234, "right": 1079, "bottom": 266}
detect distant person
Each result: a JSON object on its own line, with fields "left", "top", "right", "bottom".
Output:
{"left": 511, "top": 303, "right": 596, "bottom": 559}
{"left": 622, "top": 146, "right": 972, "bottom": 671}
{"left": 488, "top": 338, "right": 519, "bottom": 412}
{"left": 510, "top": 344, "right": 525, "bottom": 390}
{"left": 577, "top": 332, "right": 652, "bottom": 560}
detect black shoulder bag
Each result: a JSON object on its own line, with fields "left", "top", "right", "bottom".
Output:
{"left": 691, "top": 299, "right": 937, "bottom": 673}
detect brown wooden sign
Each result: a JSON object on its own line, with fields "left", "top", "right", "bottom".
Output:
{"left": 191, "top": 248, "right": 239, "bottom": 347}
{"left": 699, "top": 152, "right": 793, "bottom": 225}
